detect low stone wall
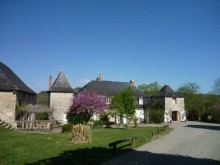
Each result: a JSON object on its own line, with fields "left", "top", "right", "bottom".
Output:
{"left": 17, "top": 120, "right": 52, "bottom": 132}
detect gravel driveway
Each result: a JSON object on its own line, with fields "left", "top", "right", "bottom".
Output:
{"left": 102, "top": 121, "right": 220, "bottom": 165}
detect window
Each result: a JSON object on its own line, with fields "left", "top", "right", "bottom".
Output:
{"left": 106, "top": 97, "right": 111, "bottom": 104}
{"left": 139, "top": 97, "right": 143, "bottom": 105}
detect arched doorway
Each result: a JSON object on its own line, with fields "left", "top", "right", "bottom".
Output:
{"left": 172, "top": 111, "right": 180, "bottom": 121}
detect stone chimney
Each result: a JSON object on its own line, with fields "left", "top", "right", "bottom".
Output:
{"left": 49, "top": 75, "right": 52, "bottom": 90}
{"left": 96, "top": 73, "right": 102, "bottom": 81}
{"left": 130, "top": 80, "right": 135, "bottom": 86}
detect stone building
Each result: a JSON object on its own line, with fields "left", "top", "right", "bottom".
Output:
{"left": 0, "top": 62, "right": 36, "bottom": 128}
{"left": 48, "top": 71, "right": 73, "bottom": 124}
{"left": 151, "top": 85, "right": 186, "bottom": 122}
{"left": 80, "top": 74, "right": 147, "bottom": 123}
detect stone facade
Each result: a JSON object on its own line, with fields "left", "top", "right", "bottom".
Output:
{"left": 49, "top": 92, "right": 73, "bottom": 124}
{"left": 165, "top": 97, "right": 185, "bottom": 122}
{"left": 0, "top": 92, "right": 17, "bottom": 127}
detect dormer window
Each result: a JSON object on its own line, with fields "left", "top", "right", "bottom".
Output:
{"left": 106, "top": 97, "right": 111, "bottom": 104}
{"left": 139, "top": 97, "right": 143, "bottom": 105}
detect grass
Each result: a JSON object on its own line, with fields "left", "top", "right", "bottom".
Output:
{"left": 0, "top": 125, "right": 170, "bottom": 165}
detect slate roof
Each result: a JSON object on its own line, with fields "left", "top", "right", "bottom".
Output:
{"left": 80, "top": 80, "right": 147, "bottom": 97}
{"left": 0, "top": 62, "right": 36, "bottom": 94}
{"left": 155, "top": 85, "right": 181, "bottom": 98}
{"left": 49, "top": 71, "right": 73, "bottom": 93}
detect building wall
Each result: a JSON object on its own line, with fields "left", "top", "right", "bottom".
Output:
{"left": 165, "top": 97, "right": 185, "bottom": 113}
{"left": 49, "top": 92, "right": 73, "bottom": 124}
{"left": 0, "top": 92, "right": 16, "bottom": 127}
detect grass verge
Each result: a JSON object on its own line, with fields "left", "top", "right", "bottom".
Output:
{"left": 0, "top": 126, "right": 170, "bottom": 165}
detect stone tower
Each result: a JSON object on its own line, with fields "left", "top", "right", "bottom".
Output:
{"left": 48, "top": 71, "right": 73, "bottom": 124}
{"left": 154, "top": 85, "right": 185, "bottom": 122}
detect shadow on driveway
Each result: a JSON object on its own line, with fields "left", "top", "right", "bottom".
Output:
{"left": 25, "top": 147, "right": 219, "bottom": 165}
{"left": 185, "top": 124, "right": 220, "bottom": 131}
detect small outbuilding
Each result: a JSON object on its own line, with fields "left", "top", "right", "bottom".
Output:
{"left": 48, "top": 71, "right": 74, "bottom": 124}
{"left": 151, "top": 85, "right": 186, "bottom": 122}
{"left": 0, "top": 62, "right": 36, "bottom": 128}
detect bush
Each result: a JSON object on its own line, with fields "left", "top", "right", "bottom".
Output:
{"left": 99, "top": 112, "right": 109, "bottom": 123}
{"left": 187, "top": 109, "right": 199, "bottom": 121}
{"left": 93, "top": 120, "right": 105, "bottom": 128}
{"left": 149, "top": 109, "right": 164, "bottom": 123}
{"left": 67, "top": 112, "right": 90, "bottom": 125}
{"left": 62, "top": 123, "right": 73, "bottom": 133}
{"left": 36, "top": 113, "right": 49, "bottom": 120}
{"left": 201, "top": 108, "right": 220, "bottom": 124}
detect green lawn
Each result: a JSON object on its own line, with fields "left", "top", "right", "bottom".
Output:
{"left": 0, "top": 126, "right": 170, "bottom": 165}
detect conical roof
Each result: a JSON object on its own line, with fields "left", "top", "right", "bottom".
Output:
{"left": 155, "top": 85, "right": 180, "bottom": 98}
{"left": 49, "top": 71, "right": 73, "bottom": 93}
{"left": 0, "top": 62, "right": 36, "bottom": 94}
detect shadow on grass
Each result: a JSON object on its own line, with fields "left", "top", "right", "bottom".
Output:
{"left": 25, "top": 147, "right": 219, "bottom": 165}
{"left": 25, "top": 147, "right": 132, "bottom": 165}
{"left": 185, "top": 124, "right": 220, "bottom": 131}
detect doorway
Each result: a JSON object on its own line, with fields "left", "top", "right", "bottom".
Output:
{"left": 172, "top": 111, "right": 180, "bottom": 121}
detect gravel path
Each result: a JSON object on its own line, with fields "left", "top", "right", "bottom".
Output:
{"left": 102, "top": 121, "right": 220, "bottom": 165}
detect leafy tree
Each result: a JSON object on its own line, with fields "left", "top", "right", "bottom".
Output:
{"left": 177, "top": 82, "right": 202, "bottom": 121}
{"left": 210, "top": 77, "right": 220, "bottom": 95}
{"left": 138, "top": 81, "right": 161, "bottom": 96}
{"left": 110, "top": 87, "right": 136, "bottom": 124}
{"left": 67, "top": 90, "right": 107, "bottom": 124}
{"left": 37, "top": 91, "right": 49, "bottom": 105}
{"left": 176, "top": 82, "right": 200, "bottom": 94}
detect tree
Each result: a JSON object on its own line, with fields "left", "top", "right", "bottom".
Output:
{"left": 138, "top": 81, "right": 161, "bottom": 96}
{"left": 177, "top": 82, "right": 201, "bottom": 121}
{"left": 67, "top": 90, "right": 107, "bottom": 143}
{"left": 211, "top": 77, "right": 220, "bottom": 95}
{"left": 110, "top": 87, "right": 136, "bottom": 124}
{"left": 176, "top": 82, "right": 200, "bottom": 94}
{"left": 37, "top": 91, "right": 49, "bottom": 105}
{"left": 67, "top": 90, "right": 107, "bottom": 124}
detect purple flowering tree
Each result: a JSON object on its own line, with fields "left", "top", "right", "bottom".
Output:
{"left": 67, "top": 90, "right": 107, "bottom": 124}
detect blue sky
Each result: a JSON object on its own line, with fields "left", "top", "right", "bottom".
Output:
{"left": 0, "top": 0, "right": 220, "bottom": 93}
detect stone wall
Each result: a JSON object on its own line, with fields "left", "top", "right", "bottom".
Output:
{"left": 0, "top": 92, "right": 17, "bottom": 127}
{"left": 49, "top": 92, "right": 73, "bottom": 124}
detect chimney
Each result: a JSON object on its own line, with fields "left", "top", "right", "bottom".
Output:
{"left": 130, "top": 80, "right": 135, "bottom": 86}
{"left": 49, "top": 75, "right": 52, "bottom": 90}
{"left": 96, "top": 73, "right": 102, "bottom": 81}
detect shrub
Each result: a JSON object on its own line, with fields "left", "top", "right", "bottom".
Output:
{"left": 99, "top": 112, "right": 109, "bottom": 123}
{"left": 62, "top": 123, "right": 73, "bottom": 133}
{"left": 201, "top": 108, "right": 220, "bottom": 124}
{"left": 93, "top": 120, "right": 105, "bottom": 128}
{"left": 36, "top": 113, "right": 49, "bottom": 120}
{"left": 149, "top": 109, "right": 164, "bottom": 123}
{"left": 187, "top": 109, "right": 199, "bottom": 121}
{"left": 66, "top": 112, "right": 90, "bottom": 125}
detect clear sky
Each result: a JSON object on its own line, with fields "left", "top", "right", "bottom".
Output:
{"left": 0, "top": 0, "right": 220, "bottom": 94}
